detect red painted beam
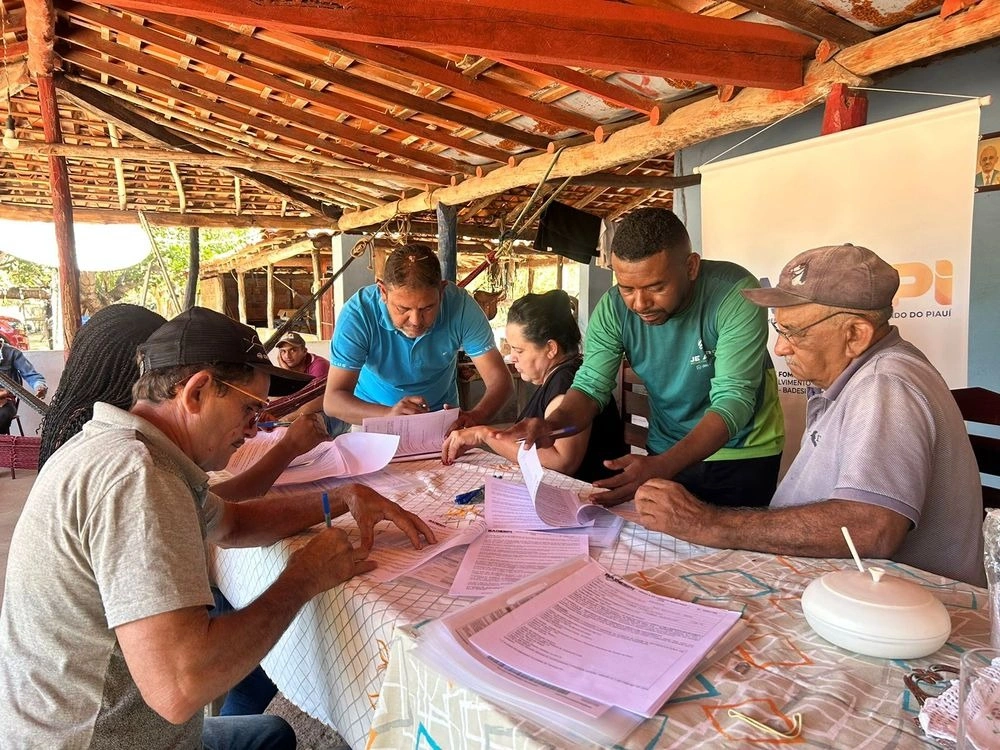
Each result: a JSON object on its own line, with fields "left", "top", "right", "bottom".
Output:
{"left": 821, "top": 83, "right": 868, "bottom": 135}
{"left": 105, "top": 0, "right": 816, "bottom": 90}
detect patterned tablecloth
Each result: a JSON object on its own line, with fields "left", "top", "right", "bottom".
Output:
{"left": 211, "top": 451, "right": 714, "bottom": 750}
{"left": 368, "top": 550, "right": 990, "bottom": 749}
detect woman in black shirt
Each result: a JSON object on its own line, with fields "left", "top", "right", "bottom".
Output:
{"left": 442, "top": 290, "right": 625, "bottom": 482}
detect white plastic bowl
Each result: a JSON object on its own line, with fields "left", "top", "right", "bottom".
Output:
{"left": 801, "top": 567, "right": 951, "bottom": 659}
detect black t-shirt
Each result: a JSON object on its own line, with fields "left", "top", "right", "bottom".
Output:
{"left": 517, "top": 356, "right": 627, "bottom": 483}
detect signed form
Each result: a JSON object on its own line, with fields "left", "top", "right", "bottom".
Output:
{"left": 468, "top": 558, "right": 740, "bottom": 717}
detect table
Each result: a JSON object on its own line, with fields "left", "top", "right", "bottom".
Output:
{"left": 368, "top": 550, "right": 990, "bottom": 749}
{"left": 211, "top": 451, "right": 714, "bottom": 749}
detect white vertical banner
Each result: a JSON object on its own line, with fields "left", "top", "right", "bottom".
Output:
{"left": 699, "top": 100, "right": 979, "bottom": 461}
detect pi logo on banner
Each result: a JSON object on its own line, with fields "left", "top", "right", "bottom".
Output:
{"left": 893, "top": 260, "right": 953, "bottom": 306}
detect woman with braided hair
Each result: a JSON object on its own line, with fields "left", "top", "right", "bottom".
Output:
{"left": 38, "top": 304, "right": 166, "bottom": 468}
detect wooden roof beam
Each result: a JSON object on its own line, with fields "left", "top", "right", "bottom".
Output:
{"left": 61, "top": 73, "right": 413, "bottom": 203}
{"left": 144, "top": 12, "right": 553, "bottom": 152}
{"left": 65, "top": 4, "right": 513, "bottom": 164}
{"left": 56, "top": 75, "right": 343, "bottom": 218}
{"left": 0, "top": 203, "right": 339, "bottom": 228}
{"left": 332, "top": 0, "right": 1000, "bottom": 232}
{"left": 63, "top": 47, "right": 451, "bottom": 187}
{"left": 105, "top": 0, "right": 816, "bottom": 90}
{"left": 732, "top": 0, "right": 873, "bottom": 47}
{"left": 15, "top": 143, "right": 435, "bottom": 182}
{"left": 328, "top": 40, "right": 603, "bottom": 134}
{"left": 67, "top": 28, "right": 468, "bottom": 178}
{"left": 497, "top": 60, "right": 658, "bottom": 115}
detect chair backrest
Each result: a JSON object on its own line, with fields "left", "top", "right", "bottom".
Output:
{"left": 951, "top": 387, "right": 1000, "bottom": 508}
{"left": 620, "top": 362, "right": 649, "bottom": 455}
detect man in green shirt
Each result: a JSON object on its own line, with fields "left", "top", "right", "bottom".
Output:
{"left": 504, "top": 208, "right": 784, "bottom": 505}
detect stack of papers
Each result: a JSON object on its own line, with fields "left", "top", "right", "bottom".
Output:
{"left": 414, "top": 556, "right": 747, "bottom": 747}
{"left": 362, "top": 409, "right": 459, "bottom": 461}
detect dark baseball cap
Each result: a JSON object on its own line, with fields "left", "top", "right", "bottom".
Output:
{"left": 742, "top": 244, "right": 900, "bottom": 310}
{"left": 137, "top": 307, "right": 311, "bottom": 396}
{"left": 275, "top": 331, "right": 306, "bottom": 348}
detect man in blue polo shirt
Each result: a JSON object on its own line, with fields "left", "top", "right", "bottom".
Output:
{"left": 324, "top": 243, "right": 512, "bottom": 428}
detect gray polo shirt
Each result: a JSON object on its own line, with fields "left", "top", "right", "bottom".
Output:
{"left": 771, "top": 328, "right": 985, "bottom": 585}
{"left": 0, "top": 403, "right": 216, "bottom": 749}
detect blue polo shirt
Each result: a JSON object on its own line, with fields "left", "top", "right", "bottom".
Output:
{"left": 331, "top": 282, "right": 496, "bottom": 409}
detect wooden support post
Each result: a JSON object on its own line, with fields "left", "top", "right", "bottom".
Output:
{"left": 236, "top": 271, "right": 247, "bottom": 324}
{"left": 320, "top": 258, "right": 334, "bottom": 339}
{"left": 311, "top": 248, "right": 322, "bottom": 336}
{"left": 436, "top": 202, "right": 458, "bottom": 283}
{"left": 266, "top": 264, "right": 275, "bottom": 329}
{"left": 184, "top": 227, "right": 199, "bottom": 310}
{"left": 107, "top": 123, "right": 128, "bottom": 210}
{"left": 821, "top": 82, "right": 868, "bottom": 135}
{"left": 36, "top": 75, "right": 82, "bottom": 346}
{"left": 557, "top": 256, "right": 564, "bottom": 290}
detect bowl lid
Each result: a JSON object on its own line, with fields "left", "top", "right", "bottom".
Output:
{"left": 815, "top": 567, "right": 936, "bottom": 609}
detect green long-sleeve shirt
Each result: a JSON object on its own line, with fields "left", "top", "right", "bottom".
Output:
{"left": 572, "top": 259, "right": 784, "bottom": 460}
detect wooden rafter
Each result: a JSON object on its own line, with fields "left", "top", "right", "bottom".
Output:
{"left": 56, "top": 75, "right": 341, "bottom": 217}
{"left": 62, "top": 48, "right": 451, "bottom": 187}
{"left": 66, "top": 29, "right": 469, "bottom": 177}
{"left": 732, "top": 0, "right": 874, "bottom": 47}
{"left": 62, "top": 74, "right": 415, "bottom": 204}
{"left": 65, "top": 4, "right": 515, "bottom": 165}
{"left": 144, "top": 12, "right": 553, "bottom": 152}
{"left": 329, "top": 40, "right": 599, "bottom": 134}
{"left": 14, "top": 143, "right": 435, "bottom": 181}
{"left": 104, "top": 0, "right": 816, "bottom": 90}
{"left": 498, "top": 60, "right": 658, "bottom": 115}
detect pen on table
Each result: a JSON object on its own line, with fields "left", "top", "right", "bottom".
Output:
{"left": 321, "top": 492, "right": 331, "bottom": 528}
{"left": 517, "top": 426, "right": 580, "bottom": 444}
{"left": 257, "top": 420, "right": 293, "bottom": 429}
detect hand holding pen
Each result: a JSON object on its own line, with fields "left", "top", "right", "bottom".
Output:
{"left": 491, "top": 417, "right": 580, "bottom": 449}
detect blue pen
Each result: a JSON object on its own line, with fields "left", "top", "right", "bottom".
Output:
{"left": 322, "top": 492, "right": 331, "bottom": 527}
{"left": 258, "top": 420, "right": 293, "bottom": 429}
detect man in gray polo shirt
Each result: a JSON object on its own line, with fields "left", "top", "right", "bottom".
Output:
{"left": 634, "top": 244, "right": 984, "bottom": 585}
{"left": 0, "top": 307, "right": 436, "bottom": 749}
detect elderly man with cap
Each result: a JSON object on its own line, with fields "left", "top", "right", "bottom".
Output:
{"left": 634, "top": 244, "right": 984, "bottom": 585}
{"left": 0, "top": 307, "right": 436, "bottom": 749}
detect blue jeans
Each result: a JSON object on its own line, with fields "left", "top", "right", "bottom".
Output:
{"left": 210, "top": 590, "right": 279, "bottom": 716}
{"left": 202, "top": 715, "right": 295, "bottom": 750}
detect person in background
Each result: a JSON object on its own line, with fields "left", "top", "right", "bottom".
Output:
{"left": 633, "top": 244, "right": 984, "bottom": 586}
{"left": 0, "top": 307, "right": 435, "bottom": 749}
{"left": 500, "top": 207, "right": 784, "bottom": 506}
{"left": 442, "top": 290, "right": 626, "bottom": 482}
{"left": 324, "top": 243, "right": 512, "bottom": 428}
{"left": 0, "top": 337, "right": 47, "bottom": 435}
{"left": 273, "top": 329, "right": 351, "bottom": 438}
{"left": 276, "top": 331, "right": 329, "bottom": 379}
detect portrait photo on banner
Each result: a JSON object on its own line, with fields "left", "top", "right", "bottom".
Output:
{"left": 975, "top": 132, "right": 1000, "bottom": 192}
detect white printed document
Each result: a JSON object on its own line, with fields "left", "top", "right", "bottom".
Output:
{"left": 364, "top": 517, "right": 487, "bottom": 583}
{"left": 468, "top": 557, "right": 741, "bottom": 717}
{"left": 448, "top": 529, "right": 588, "bottom": 598}
{"left": 362, "top": 409, "right": 460, "bottom": 461}
{"left": 224, "top": 429, "right": 399, "bottom": 484}
{"left": 485, "top": 476, "right": 613, "bottom": 531}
